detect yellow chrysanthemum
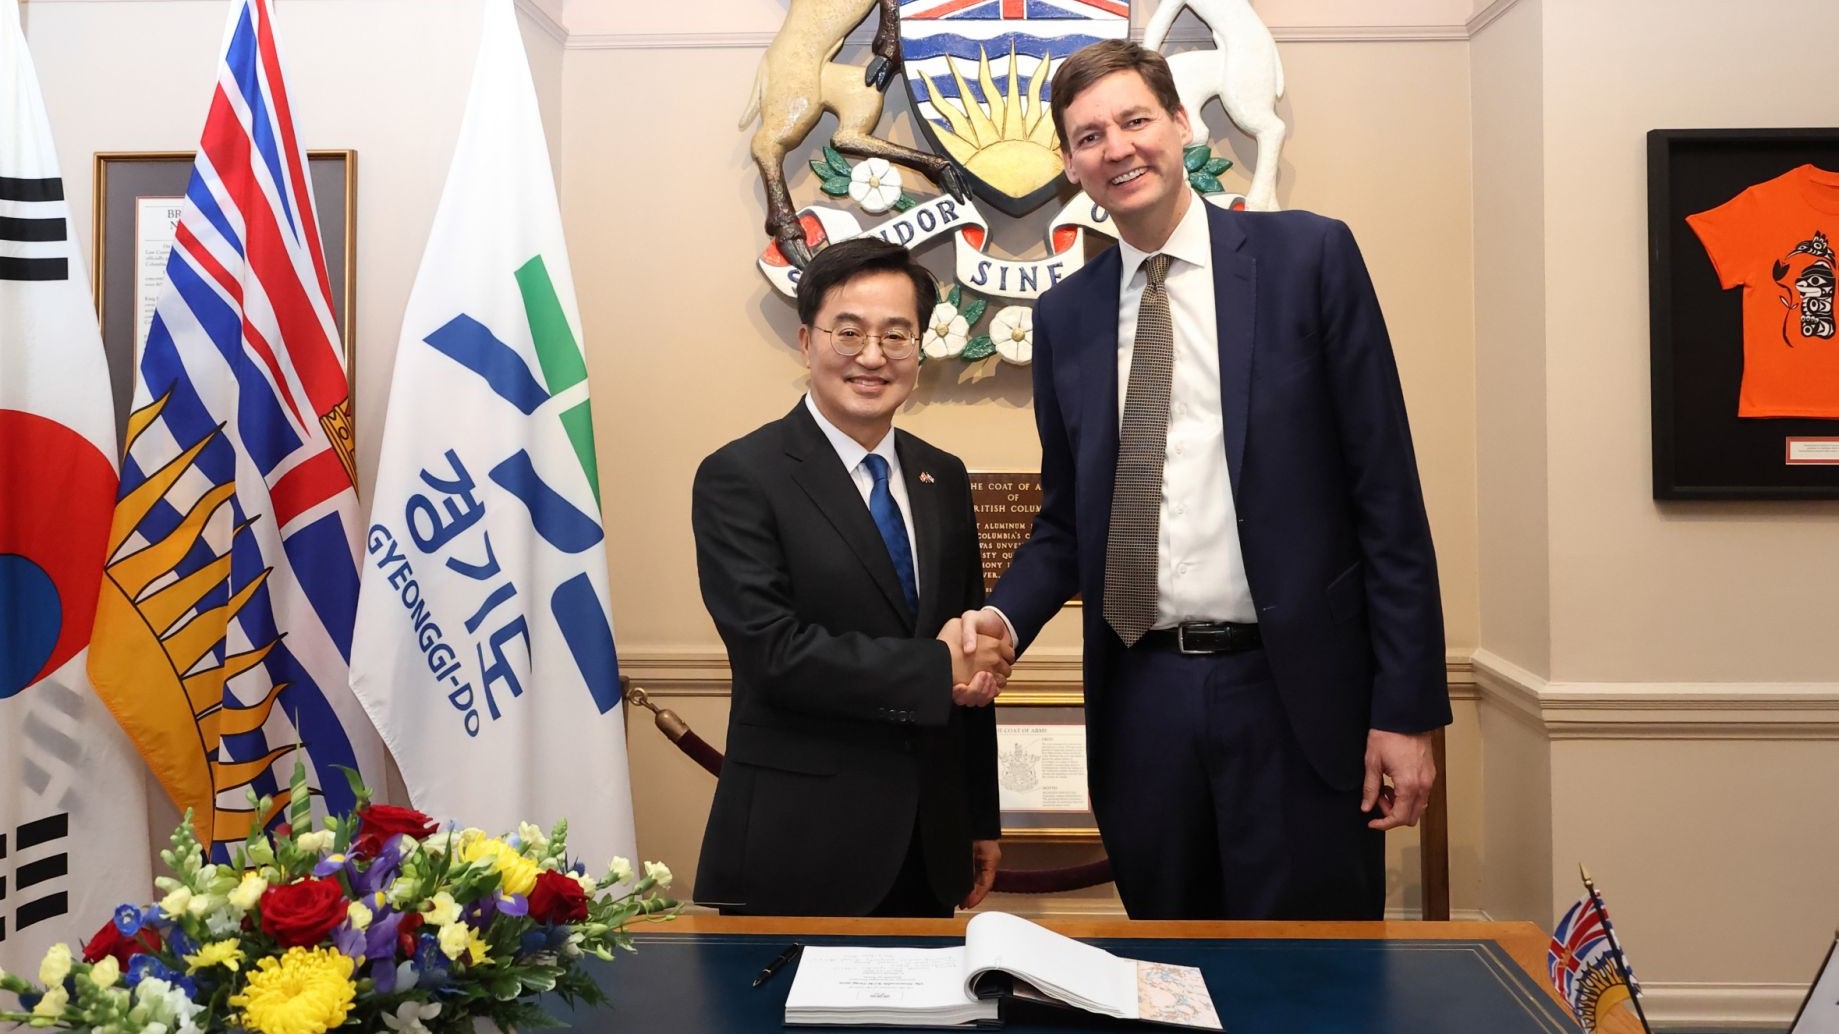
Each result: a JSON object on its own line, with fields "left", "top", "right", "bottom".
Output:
{"left": 229, "top": 947, "right": 356, "bottom": 1034}
{"left": 457, "top": 836, "right": 539, "bottom": 896}
{"left": 185, "top": 939, "right": 245, "bottom": 973}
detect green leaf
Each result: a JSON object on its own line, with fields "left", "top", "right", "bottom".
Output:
{"left": 1183, "top": 146, "right": 1209, "bottom": 172}
{"left": 959, "top": 298, "right": 988, "bottom": 325}
{"left": 961, "top": 334, "right": 996, "bottom": 361}
{"left": 947, "top": 284, "right": 963, "bottom": 308}
{"left": 488, "top": 973, "right": 524, "bottom": 1001}
{"left": 824, "top": 146, "right": 851, "bottom": 175}
{"left": 1191, "top": 172, "right": 1224, "bottom": 194}
{"left": 810, "top": 158, "right": 836, "bottom": 180}
{"left": 892, "top": 194, "right": 918, "bottom": 212}
{"left": 1203, "top": 156, "right": 1233, "bottom": 175}
{"left": 821, "top": 175, "right": 852, "bottom": 197}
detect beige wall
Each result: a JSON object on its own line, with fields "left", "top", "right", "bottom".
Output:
{"left": 1469, "top": 0, "right": 1839, "bottom": 1023}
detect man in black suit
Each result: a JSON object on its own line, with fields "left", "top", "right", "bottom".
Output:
{"left": 691, "top": 238, "right": 1011, "bottom": 917}
{"left": 961, "top": 41, "right": 1449, "bottom": 920}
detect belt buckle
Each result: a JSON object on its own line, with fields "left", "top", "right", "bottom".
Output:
{"left": 1176, "top": 624, "right": 1210, "bottom": 655}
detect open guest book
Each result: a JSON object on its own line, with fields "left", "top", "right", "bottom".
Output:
{"left": 783, "top": 911, "right": 1223, "bottom": 1029}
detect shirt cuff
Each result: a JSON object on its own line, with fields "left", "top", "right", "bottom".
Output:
{"left": 982, "top": 605, "right": 1019, "bottom": 647}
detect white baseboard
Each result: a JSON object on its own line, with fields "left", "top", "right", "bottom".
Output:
{"left": 1639, "top": 982, "right": 1810, "bottom": 1029}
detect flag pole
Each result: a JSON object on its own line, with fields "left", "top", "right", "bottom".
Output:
{"left": 1580, "top": 865, "right": 1654, "bottom": 1034}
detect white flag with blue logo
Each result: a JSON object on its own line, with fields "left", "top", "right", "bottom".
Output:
{"left": 350, "top": 0, "right": 636, "bottom": 871}
{"left": 1, "top": 0, "right": 151, "bottom": 972}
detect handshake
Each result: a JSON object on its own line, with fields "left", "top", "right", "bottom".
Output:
{"left": 935, "top": 608, "right": 1014, "bottom": 708}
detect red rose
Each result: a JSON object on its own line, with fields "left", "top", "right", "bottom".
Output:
{"left": 527, "top": 870, "right": 589, "bottom": 924}
{"left": 396, "top": 911, "right": 425, "bottom": 958}
{"left": 82, "top": 920, "right": 161, "bottom": 966}
{"left": 354, "top": 804, "right": 439, "bottom": 855}
{"left": 259, "top": 878, "right": 350, "bottom": 948}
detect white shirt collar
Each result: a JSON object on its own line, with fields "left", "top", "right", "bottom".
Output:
{"left": 1117, "top": 191, "right": 1213, "bottom": 285}
{"left": 803, "top": 393, "right": 897, "bottom": 472}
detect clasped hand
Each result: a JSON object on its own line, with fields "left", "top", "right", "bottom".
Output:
{"left": 936, "top": 616, "right": 1013, "bottom": 706}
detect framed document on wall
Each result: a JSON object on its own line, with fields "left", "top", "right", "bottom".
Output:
{"left": 995, "top": 689, "right": 1099, "bottom": 841}
{"left": 92, "top": 149, "right": 357, "bottom": 446}
{"left": 1648, "top": 129, "right": 1839, "bottom": 498}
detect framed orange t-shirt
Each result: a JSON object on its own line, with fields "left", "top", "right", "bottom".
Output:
{"left": 1686, "top": 164, "right": 1839, "bottom": 418}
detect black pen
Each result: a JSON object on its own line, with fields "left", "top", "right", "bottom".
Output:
{"left": 753, "top": 942, "right": 803, "bottom": 988}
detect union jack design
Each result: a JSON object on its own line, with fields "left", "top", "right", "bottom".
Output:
{"left": 88, "top": 0, "right": 382, "bottom": 855}
{"left": 1549, "top": 883, "right": 1645, "bottom": 1032}
{"left": 901, "top": 0, "right": 1128, "bottom": 18}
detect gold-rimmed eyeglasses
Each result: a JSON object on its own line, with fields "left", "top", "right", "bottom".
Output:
{"left": 813, "top": 324, "right": 918, "bottom": 360}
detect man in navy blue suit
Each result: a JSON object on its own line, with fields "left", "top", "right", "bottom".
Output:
{"left": 961, "top": 40, "right": 1449, "bottom": 920}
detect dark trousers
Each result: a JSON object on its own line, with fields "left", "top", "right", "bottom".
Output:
{"left": 1089, "top": 644, "right": 1384, "bottom": 920}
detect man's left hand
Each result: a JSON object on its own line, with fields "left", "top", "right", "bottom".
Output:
{"left": 960, "top": 840, "right": 1001, "bottom": 909}
{"left": 1361, "top": 729, "right": 1437, "bottom": 831}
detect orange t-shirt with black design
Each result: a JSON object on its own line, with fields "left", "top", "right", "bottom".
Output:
{"left": 1686, "top": 164, "right": 1839, "bottom": 418}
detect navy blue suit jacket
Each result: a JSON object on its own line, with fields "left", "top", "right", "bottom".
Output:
{"left": 989, "top": 203, "right": 1449, "bottom": 791}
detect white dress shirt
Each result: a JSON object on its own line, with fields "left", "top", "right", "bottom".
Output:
{"left": 803, "top": 393, "right": 920, "bottom": 597}
{"left": 1113, "top": 193, "right": 1255, "bottom": 626}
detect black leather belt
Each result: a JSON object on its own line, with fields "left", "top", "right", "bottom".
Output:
{"left": 1138, "top": 621, "right": 1261, "bottom": 655}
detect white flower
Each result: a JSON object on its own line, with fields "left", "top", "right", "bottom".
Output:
{"left": 158, "top": 887, "right": 191, "bottom": 919}
{"left": 570, "top": 871, "right": 599, "bottom": 896}
{"left": 381, "top": 1000, "right": 442, "bottom": 1034}
{"left": 185, "top": 892, "right": 218, "bottom": 918}
{"left": 347, "top": 901, "right": 374, "bottom": 931}
{"left": 517, "top": 822, "right": 549, "bottom": 854}
{"left": 295, "top": 830, "right": 335, "bottom": 854}
{"left": 38, "top": 943, "right": 71, "bottom": 986}
{"left": 228, "top": 871, "right": 267, "bottom": 912}
{"left": 644, "top": 861, "right": 674, "bottom": 890}
{"left": 923, "top": 302, "right": 970, "bottom": 359}
{"left": 32, "top": 986, "right": 68, "bottom": 1021}
{"left": 423, "top": 891, "right": 461, "bottom": 928}
{"left": 990, "top": 305, "right": 1035, "bottom": 365}
{"left": 90, "top": 956, "right": 122, "bottom": 990}
{"left": 608, "top": 857, "right": 633, "bottom": 884}
{"left": 847, "top": 157, "right": 903, "bottom": 214}
{"left": 437, "top": 922, "right": 469, "bottom": 961}
{"left": 135, "top": 977, "right": 203, "bottom": 1034}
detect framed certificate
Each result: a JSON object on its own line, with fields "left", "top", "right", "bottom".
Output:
{"left": 995, "top": 689, "right": 1099, "bottom": 841}
{"left": 92, "top": 149, "right": 356, "bottom": 447}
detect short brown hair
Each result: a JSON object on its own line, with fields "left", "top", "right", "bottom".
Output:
{"left": 1049, "top": 39, "right": 1184, "bottom": 150}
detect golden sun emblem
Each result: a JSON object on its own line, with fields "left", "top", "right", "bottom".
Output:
{"left": 915, "top": 43, "right": 1063, "bottom": 199}
{"left": 88, "top": 390, "right": 298, "bottom": 848}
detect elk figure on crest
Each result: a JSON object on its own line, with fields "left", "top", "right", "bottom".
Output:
{"left": 741, "top": 0, "right": 970, "bottom": 267}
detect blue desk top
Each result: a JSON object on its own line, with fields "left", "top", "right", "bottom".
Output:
{"left": 553, "top": 931, "right": 1581, "bottom": 1033}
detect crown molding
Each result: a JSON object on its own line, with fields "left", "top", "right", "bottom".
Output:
{"left": 513, "top": 0, "right": 566, "bottom": 46}
{"left": 1472, "top": 649, "right": 1839, "bottom": 740}
{"left": 1466, "top": 0, "right": 1529, "bottom": 37}
{"left": 563, "top": 22, "right": 1474, "bottom": 51}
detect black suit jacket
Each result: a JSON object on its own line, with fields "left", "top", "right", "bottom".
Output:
{"left": 990, "top": 205, "right": 1450, "bottom": 792}
{"left": 691, "top": 403, "right": 998, "bottom": 915}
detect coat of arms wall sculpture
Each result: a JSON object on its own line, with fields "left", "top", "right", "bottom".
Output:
{"left": 743, "top": 0, "right": 1288, "bottom": 367}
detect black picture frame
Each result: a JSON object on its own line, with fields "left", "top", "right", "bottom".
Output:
{"left": 92, "top": 150, "right": 356, "bottom": 449}
{"left": 1648, "top": 129, "right": 1839, "bottom": 499}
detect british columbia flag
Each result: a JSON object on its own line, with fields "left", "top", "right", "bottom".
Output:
{"left": 1548, "top": 884, "right": 1643, "bottom": 1027}
{"left": 87, "top": 0, "right": 382, "bottom": 855}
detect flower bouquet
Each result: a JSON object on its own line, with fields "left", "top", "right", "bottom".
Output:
{"left": 0, "top": 765, "right": 676, "bottom": 1034}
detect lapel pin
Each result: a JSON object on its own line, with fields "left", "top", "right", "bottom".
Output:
{"left": 919, "top": 472, "right": 935, "bottom": 484}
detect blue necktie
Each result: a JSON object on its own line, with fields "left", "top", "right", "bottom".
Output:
{"left": 862, "top": 454, "right": 918, "bottom": 616}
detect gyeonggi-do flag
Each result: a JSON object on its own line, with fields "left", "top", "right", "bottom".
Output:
{"left": 349, "top": 0, "right": 637, "bottom": 872}
{"left": 87, "top": 0, "right": 383, "bottom": 855}
{"left": 0, "top": 0, "right": 152, "bottom": 971}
